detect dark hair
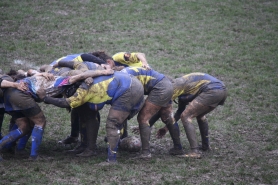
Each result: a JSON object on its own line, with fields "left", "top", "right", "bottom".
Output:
{"left": 7, "top": 69, "right": 25, "bottom": 81}
{"left": 91, "top": 51, "right": 112, "bottom": 62}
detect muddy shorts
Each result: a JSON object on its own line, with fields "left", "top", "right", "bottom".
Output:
{"left": 4, "top": 88, "right": 42, "bottom": 117}
{"left": 111, "top": 76, "right": 144, "bottom": 120}
{"left": 196, "top": 87, "right": 227, "bottom": 108}
{"left": 147, "top": 77, "right": 173, "bottom": 107}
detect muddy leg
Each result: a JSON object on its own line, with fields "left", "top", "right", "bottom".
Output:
{"left": 137, "top": 100, "right": 161, "bottom": 156}
{"left": 106, "top": 109, "right": 130, "bottom": 162}
{"left": 181, "top": 100, "right": 215, "bottom": 156}
{"left": 196, "top": 103, "right": 214, "bottom": 150}
{"left": 120, "top": 120, "right": 128, "bottom": 140}
{"left": 180, "top": 102, "right": 200, "bottom": 154}
{"left": 70, "top": 108, "right": 80, "bottom": 138}
{"left": 0, "top": 117, "right": 30, "bottom": 150}
{"left": 28, "top": 111, "right": 46, "bottom": 159}
{"left": 160, "top": 105, "right": 183, "bottom": 155}
{"left": 76, "top": 105, "right": 100, "bottom": 157}
{"left": 0, "top": 108, "right": 4, "bottom": 139}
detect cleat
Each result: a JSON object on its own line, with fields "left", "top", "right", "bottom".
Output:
{"left": 66, "top": 144, "right": 86, "bottom": 154}
{"left": 177, "top": 152, "right": 201, "bottom": 159}
{"left": 76, "top": 148, "right": 97, "bottom": 157}
{"left": 198, "top": 145, "right": 211, "bottom": 152}
{"left": 58, "top": 136, "right": 78, "bottom": 145}
{"left": 169, "top": 147, "right": 184, "bottom": 155}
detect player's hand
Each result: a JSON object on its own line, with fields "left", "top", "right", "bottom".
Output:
{"left": 103, "top": 69, "right": 114, "bottom": 75}
{"left": 156, "top": 127, "right": 168, "bottom": 139}
{"left": 40, "top": 73, "right": 55, "bottom": 80}
{"left": 142, "top": 64, "right": 151, "bottom": 70}
{"left": 85, "top": 77, "right": 93, "bottom": 86}
{"left": 16, "top": 81, "right": 28, "bottom": 91}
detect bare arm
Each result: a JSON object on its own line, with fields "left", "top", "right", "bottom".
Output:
{"left": 69, "top": 69, "right": 114, "bottom": 84}
{"left": 136, "top": 53, "right": 151, "bottom": 70}
{"left": 36, "top": 88, "right": 71, "bottom": 108}
{"left": 0, "top": 79, "right": 28, "bottom": 91}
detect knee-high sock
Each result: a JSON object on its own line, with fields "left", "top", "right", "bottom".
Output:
{"left": 0, "top": 128, "right": 22, "bottom": 150}
{"left": 80, "top": 122, "right": 87, "bottom": 147}
{"left": 17, "top": 127, "right": 33, "bottom": 151}
{"left": 0, "top": 108, "right": 5, "bottom": 139}
{"left": 197, "top": 119, "right": 209, "bottom": 149}
{"left": 183, "top": 121, "right": 198, "bottom": 152}
{"left": 70, "top": 109, "right": 79, "bottom": 138}
{"left": 139, "top": 124, "right": 151, "bottom": 154}
{"left": 2, "top": 123, "right": 18, "bottom": 149}
{"left": 106, "top": 118, "right": 120, "bottom": 162}
{"left": 86, "top": 121, "right": 100, "bottom": 151}
{"left": 30, "top": 126, "right": 44, "bottom": 158}
{"left": 166, "top": 122, "right": 182, "bottom": 149}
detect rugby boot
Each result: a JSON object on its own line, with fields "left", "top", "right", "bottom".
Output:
{"left": 197, "top": 118, "right": 211, "bottom": 151}
{"left": 58, "top": 135, "right": 79, "bottom": 145}
{"left": 177, "top": 151, "right": 201, "bottom": 159}
{"left": 76, "top": 147, "right": 97, "bottom": 157}
{"left": 169, "top": 147, "right": 184, "bottom": 155}
{"left": 67, "top": 144, "right": 87, "bottom": 154}
{"left": 183, "top": 121, "right": 200, "bottom": 158}
{"left": 166, "top": 122, "right": 184, "bottom": 155}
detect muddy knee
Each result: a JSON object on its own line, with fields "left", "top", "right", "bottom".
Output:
{"left": 15, "top": 117, "right": 32, "bottom": 135}
{"left": 28, "top": 111, "right": 46, "bottom": 128}
{"left": 106, "top": 117, "right": 122, "bottom": 150}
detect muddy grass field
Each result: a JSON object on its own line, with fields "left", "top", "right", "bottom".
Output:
{"left": 0, "top": 0, "right": 278, "bottom": 184}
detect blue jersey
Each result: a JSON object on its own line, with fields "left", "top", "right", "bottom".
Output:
{"left": 67, "top": 72, "right": 132, "bottom": 110}
{"left": 172, "top": 72, "right": 225, "bottom": 100}
{"left": 50, "top": 54, "right": 83, "bottom": 66}
{"left": 50, "top": 53, "right": 105, "bottom": 66}
{"left": 18, "top": 76, "right": 71, "bottom": 99}
{"left": 121, "top": 67, "right": 164, "bottom": 95}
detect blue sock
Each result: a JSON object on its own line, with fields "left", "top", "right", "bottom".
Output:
{"left": 107, "top": 139, "right": 119, "bottom": 162}
{"left": 173, "top": 122, "right": 182, "bottom": 149}
{"left": 174, "top": 122, "right": 180, "bottom": 136}
{"left": 0, "top": 129, "right": 22, "bottom": 149}
{"left": 30, "top": 126, "right": 44, "bottom": 159}
{"left": 17, "top": 128, "right": 33, "bottom": 151}
{"left": 2, "top": 124, "right": 19, "bottom": 149}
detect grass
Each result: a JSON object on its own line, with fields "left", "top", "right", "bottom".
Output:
{"left": 1, "top": 0, "right": 278, "bottom": 184}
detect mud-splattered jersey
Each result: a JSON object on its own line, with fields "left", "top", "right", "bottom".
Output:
{"left": 49, "top": 61, "right": 98, "bottom": 76}
{"left": 50, "top": 54, "right": 83, "bottom": 66}
{"left": 172, "top": 72, "right": 225, "bottom": 100}
{"left": 120, "top": 67, "right": 164, "bottom": 95}
{"left": 112, "top": 52, "right": 143, "bottom": 67}
{"left": 50, "top": 53, "right": 105, "bottom": 66}
{"left": 67, "top": 71, "right": 132, "bottom": 110}
{"left": 18, "top": 76, "right": 71, "bottom": 99}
